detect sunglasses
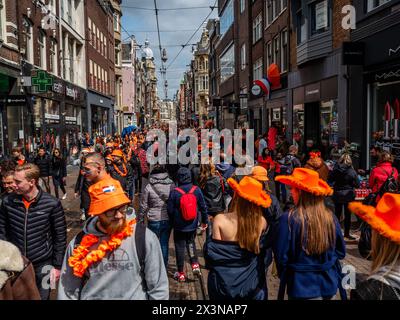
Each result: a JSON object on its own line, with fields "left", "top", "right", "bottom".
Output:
{"left": 104, "top": 205, "right": 133, "bottom": 218}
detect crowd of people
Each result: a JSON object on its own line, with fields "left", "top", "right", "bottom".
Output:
{"left": 0, "top": 124, "right": 399, "bottom": 300}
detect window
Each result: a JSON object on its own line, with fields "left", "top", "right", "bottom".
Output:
{"left": 195, "top": 78, "right": 199, "bottom": 92}
{"left": 0, "top": 0, "right": 5, "bottom": 42}
{"left": 240, "top": 88, "right": 248, "bottom": 110}
{"left": 88, "top": 18, "right": 92, "bottom": 45}
{"left": 38, "top": 29, "right": 46, "bottom": 69}
{"left": 114, "top": 13, "right": 119, "bottom": 32}
{"left": 311, "top": 0, "right": 330, "bottom": 35}
{"left": 253, "top": 14, "right": 262, "bottom": 44}
{"left": 281, "top": 29, "right": 288, "bottom": 72}
{"left": 253, "top": 58, "right": 263, "bottom": 81}
{"left": 220, "top": 44, "right": 235, "bottom": 83}
{"left": 67, "top": 0, "right": 73, "bottom": 25}
{"left": 240, "top": 43, "right": 246, "bottom": 70}
{"left": 266, "top": 0, "right": 288, "bottom": 26}
{"left": 202, "top": 76, "right": 208, "bottom": 91}
{"left": 69, "top": 40, "right": 74, "bottom": 82}
{"left": 220, "top": 0, "right": 234, "bottom": 37}
{"left": 367, "top": 0, "right": 391, "bottom": 12}
{"left": 49, "top": 38, "right": 57, "bottom": 75}
{"left": 297, "top": 11, "right": 307, "bottom": 44}
{"left": 240, "top": 0, "right": 246, "bottom": 13}
{"left": 266, "top": 41, "right": 272, "bottom": 67}
{"left": 273, "top": 36, "right": 280, "bottom": 65}
{"left": 23, "top": 19, "right": 34, "bottom": 63}
{"left": 89, "top": 60, "right": 93, "bottom": 87}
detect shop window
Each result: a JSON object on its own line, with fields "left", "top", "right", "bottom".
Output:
{"left": 7, "top": 106, "right": 33, "bottom": 153}
{"left": 320, "top": 100, "right": 338, "bottom": 145}
{"left": 44, "top": 99, "right": 60, "bottom": 124}
{"left": 371, "top": 80, "right": 400, "bottom": 146}
{"left": 293, "top": 104, "right": 305, "bottom": 151}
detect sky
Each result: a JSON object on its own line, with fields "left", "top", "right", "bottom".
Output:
{"left": 120, "top": 0, "right": 218, "bottom": 101}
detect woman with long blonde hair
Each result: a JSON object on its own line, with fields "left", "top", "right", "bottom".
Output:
{"left": 274, "top": 168, "right": 346, "bottom": 300}
{"left": 204, "top": 176, "right": 272, "bottom": 300}
{"left": 349, "top": 193, "right": 400, "bottom": 300}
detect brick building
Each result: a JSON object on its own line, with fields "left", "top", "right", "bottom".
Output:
{"left": 85, "top": 0, "right": 115, "bottom": 136}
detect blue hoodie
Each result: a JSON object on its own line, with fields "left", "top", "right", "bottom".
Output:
{"left": 167, "top": 167, "right": 208, "bottom": 232}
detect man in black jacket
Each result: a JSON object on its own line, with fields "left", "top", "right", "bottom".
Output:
{"left": 34, "top": 148, "right": 51, "bottom": 194}
{"left": 0, "top": 163, "right": 67, "bottom": 300}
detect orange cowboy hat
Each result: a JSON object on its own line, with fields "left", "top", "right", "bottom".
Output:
{"left": 111, "top": 149, "right": 124, "bottom": 158}
{"left": 250, "top": 166, "right": 269, "bottom": 182}
{"left": 349, "top": 193, "right": 400, "bottom": 244}
{"left": 275, "top": 168, "right": 333, "bottom": 196}
{"left": 227, "top": 176, "right": 272, "bottom": 208}
{"left": 88, "top": 176, "right": 130, "bottom": 216}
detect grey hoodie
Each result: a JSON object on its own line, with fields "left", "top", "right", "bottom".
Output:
{"left": 57, "top": 217, "right": 169, "bottom": 300}
{"left": 139, "top": 172, "right": 175, "bottom": 222}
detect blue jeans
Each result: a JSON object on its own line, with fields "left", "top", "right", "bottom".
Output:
{"left": 148, "top": 220, "right": 171, "bottom": 267}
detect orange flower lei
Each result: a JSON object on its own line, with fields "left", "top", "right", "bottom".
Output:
{"left": 113, "top": 163, "right": 128, "bottom": 177}
{"left": 68, "top": 220, "right": 136, "bottom": 278}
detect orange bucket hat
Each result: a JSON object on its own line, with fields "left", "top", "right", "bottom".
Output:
{"left": 111, "top": 149, "right": 124, "bottom": 158}
{"left": 349, "top": 193, "right": 400, "bottom": 244}
{"left": 275, "top": 168, "right": 333, "bottom": 196}
{"left": 250, "top": 166, "right": 269, "bottom": 182}
{"left": 88, "top": 176, "right": 130, "bottom": 216}
{"left": 227, "top": 176, "right": 272, "bottom": 208}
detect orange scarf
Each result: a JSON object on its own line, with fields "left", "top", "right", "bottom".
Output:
{"left": 113, "top": 163, "right": 128, "bottom": 177}
{"left": 68, "top": 220, "right": 136, "bottom": 278}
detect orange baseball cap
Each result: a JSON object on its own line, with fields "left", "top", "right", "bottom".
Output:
{"left": 250, "top": 166, "right": 269, "bottom": 182}
{"left": 111, "top": 149, "right": 124, "bottom": 158}
{"left": 88, "top": 175, "right": 130, "bottom": 216}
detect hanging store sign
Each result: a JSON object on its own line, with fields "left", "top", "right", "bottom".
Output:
{"left": 32, "top": 71, "right": 54, "bottom": 92}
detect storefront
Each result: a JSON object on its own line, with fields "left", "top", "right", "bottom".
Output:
{"left": 349, "top": 20, "right": 400, "bottom": 169}
{"left": 20, "top": 63, "right": 86, "bottom": 157}
{"left": 290, "top": 76, "right": 339, "bottom": 153}
{"left": 87, "top": 91, "right": 114, "bottom": 137}
{"left": 0, "top": 64, "right": 30, "bottom": 155}
{"left": 265, "top": 94, "right": 289, "bottom": 141}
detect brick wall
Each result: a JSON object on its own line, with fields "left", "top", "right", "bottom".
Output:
{"left": 16, "top": 0, "right": 61, "bottom": 75}
{"left": 85, "top": 0, "right": 115, "bottom": 98}
{"left": 333, "top": 0, "right": 351, "bottom": 49}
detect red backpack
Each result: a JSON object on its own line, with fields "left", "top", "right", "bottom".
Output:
{"left": 175, "top": 186, "right": 198, "bottom": 221}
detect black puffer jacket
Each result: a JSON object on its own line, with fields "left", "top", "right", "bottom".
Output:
{"left": 108, "top": 163, "right": 134, "bottom": 192}
{"left": 328, "top": 163, "right": 360, "bottom": 203}
{"left": 200, "top": 175, "right": 226, "bottom": 216}
{"left": 51, "top": 156, "right": 67, "bottom": 178}
{"left": 0, "top": 189, "right": 67, "bottom": 268}
{"left": 34, "top": 155, "right": 51, "bottom": 177}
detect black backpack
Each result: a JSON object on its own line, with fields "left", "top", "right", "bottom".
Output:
{"left": 378, "top": 168, "right": 399, "bottom": 196}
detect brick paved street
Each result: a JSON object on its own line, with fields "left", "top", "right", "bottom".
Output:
{"left": 53, "top": 166, "right": 371, "bottom": 300}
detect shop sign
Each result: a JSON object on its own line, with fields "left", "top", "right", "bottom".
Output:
{"left": 45, "top": 113, "right": 60, "bottom": 120}
{"left": 305, "top": 83, "right": 321, "bottom": 103}
{"left": 65, "top": 116, "right": 77, "bottom": 123}
{"left": 342, "top": 42, "right": 365, "bottom": 65}
{"left": 0, "top": 96, "right": 27, "bottom": 105}
{"left": 32, "top": 71, "right": 54, "bottom": 93}
{"left": 53, "top": 82, "right": 64, "bottom": 95}
{"left": 66, "top": 86, "right": 78, "bottom": 100}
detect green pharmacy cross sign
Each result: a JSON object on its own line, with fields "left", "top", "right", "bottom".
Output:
{"left": 32, "top": 71, "right": 54, "bottom": 92}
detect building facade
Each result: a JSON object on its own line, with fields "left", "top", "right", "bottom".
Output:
{"left": 85, "top": 0, "right": 115, "bottom": 137}
{"left": 121, "top": 38, "right": 136, "bottom": 127}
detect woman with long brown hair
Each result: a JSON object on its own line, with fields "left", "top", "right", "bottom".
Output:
{"left": 274, "top": 168, "right": 346, "bottom": 300}
{"left": 204, "top": 176, "right": 272, "bottom": 300}
{"left": 349, "top": 193, "right": 400, "bottom": 300}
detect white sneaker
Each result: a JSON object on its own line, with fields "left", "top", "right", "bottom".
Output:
{"left": 80, "top": 213, "right": 86, "bottom": 221}
{"left": 62, "top": 193, "right": 68, "bottom": 200}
